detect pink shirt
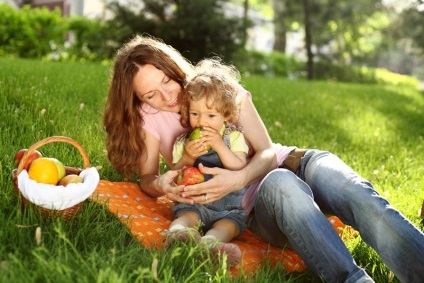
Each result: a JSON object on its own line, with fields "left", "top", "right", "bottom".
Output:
{"left": 141, "top": 86, "right": 295, "bottom": 214}
{"left": 141, "top": 106, "right": 188, "bottom": 165}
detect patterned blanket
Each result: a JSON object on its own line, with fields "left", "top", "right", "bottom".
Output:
{"left": 91, "top": 180, "right": 354, "bottom": 274}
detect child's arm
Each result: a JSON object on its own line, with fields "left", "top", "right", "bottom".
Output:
{"left": 215, "top": 147, "right": 247, "bottom": 170}
{"left": 172, "top": 154, "right": 194, "bottom": 170}
{"left": 201, "top": 127, "right": 248, "bottom": 170}
{"left": 172, "top": 139, "right": 208, "bottom": 170}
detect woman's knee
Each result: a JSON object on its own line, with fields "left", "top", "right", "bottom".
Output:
{"left": 259, "top": 169, "right": 313, "bottom": 201}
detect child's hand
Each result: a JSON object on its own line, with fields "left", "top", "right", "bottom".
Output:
{"left": 183, "top": 139, "right": 208, "bottom": 161}
{"left": 200, "top": 126, "right": 225, "bottom": 151}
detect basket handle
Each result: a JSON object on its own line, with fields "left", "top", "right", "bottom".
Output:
{"left": 16, "top": 136, "right": 91, "bottom": 175}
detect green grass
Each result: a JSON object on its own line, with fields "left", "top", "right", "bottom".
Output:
{"left": 1, "top": 57, "right": 423, "bottom": 282}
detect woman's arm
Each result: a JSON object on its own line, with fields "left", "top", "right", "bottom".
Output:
{"left": 236, "top": 93, "right": 278, "bottom": 179}
{"left": 182, "top": 95, "right": 277, "bottom": 203}
{"left": 139, "top": 130, "right": 194, "bottom": 204}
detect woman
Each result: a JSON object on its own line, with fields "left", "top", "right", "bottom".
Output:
{"left": 103, "top": 35, "right": 424, "bottom": 283}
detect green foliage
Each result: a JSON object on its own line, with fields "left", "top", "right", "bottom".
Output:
{"left": 104, "top": 0, "right": 246, "bottom": 63}
{"left": 232, "top": 49, "right": 304, "bottom": 78}
{"left": 1, "top": 57, "right": 423, "bottom": 282}
{"left": 233, "top": 49, "right": 419, "bottom": 87}
{"left": 313, "top": 61, "right": 419, "bottom": 87}
{"left": 279, "top": 0, "right": 388, "bottom": 65}
{"left": 0, "top": 2, "right": 421, "bottom": 85}
{"left": 0, "top": 4, "right": 68, "bottom": 58}
{"left": 67, "top": 16, "right": 118, "bottom": 61}
{"left": 374, "top": 68, "right": 420, "bottom": 87}
{"left": 388, "top": 4, "right": 424, "bottom": 56}
{"left": 0, "top": 1, "right": 247, "bottom": 63}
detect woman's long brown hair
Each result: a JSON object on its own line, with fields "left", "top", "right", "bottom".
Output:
{"left": 103, "top": 35, "right": 194, "bottom": 178}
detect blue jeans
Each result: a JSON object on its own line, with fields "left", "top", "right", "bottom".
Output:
{"left": 173, "top": 186, "right": 248, "bottom": 235}
{"left": 247, "top": 150, "right": 424, "bottom": 283}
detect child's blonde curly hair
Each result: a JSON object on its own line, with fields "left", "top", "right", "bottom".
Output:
{"left": 180, "top": 58, "right": 241, "bottom": 128}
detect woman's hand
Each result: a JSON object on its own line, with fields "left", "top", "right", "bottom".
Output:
{"left": 158, "top": 170, "right": 195, "bottom": 204}
{"left": 181, "top": 163, "right": 243, "bottom": 204}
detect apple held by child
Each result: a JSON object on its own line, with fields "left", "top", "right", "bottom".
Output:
{"left": 14, "top": 148, "right": 43, "bottom": 170}
{"left": 189, "top": 127, "right": 212, "bottom": 151}
{"left": 176, "top": 166, "right": 205, "bottom": 185}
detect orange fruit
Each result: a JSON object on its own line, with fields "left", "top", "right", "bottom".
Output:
{"left": 28, "top": 157, "right": 59, "bottom": 185}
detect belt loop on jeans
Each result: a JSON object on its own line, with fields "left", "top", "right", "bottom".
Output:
{"left": 279, "top": 148, "right": 308, "bottom": 173}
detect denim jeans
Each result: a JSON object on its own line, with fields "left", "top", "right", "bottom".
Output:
{"left": 173, "top": 186, "right": 248, "bottom": 235}
{"left": 247, "top": 150, "right": 424, "bottom": 283}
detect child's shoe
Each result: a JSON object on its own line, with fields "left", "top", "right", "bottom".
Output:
{"left": 164, "top": 227, "right": 201, "bottom": 249}
{"left": 200, "top": 236, "right": 242, "bottom": 268}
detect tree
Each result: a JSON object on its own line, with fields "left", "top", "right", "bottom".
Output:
{"left": 381, "top": 2, "right": 424, "bottom": 77}
{"left": 303, "top": 0, "right": 313, "bottom": 79}
{"left": 272, "top": 0, "right": 286, "bottom": 52}
{"left": 105, "top": 0, "right": 246, "bottom": 63}
{"left": 269, "top": 0, "right": 386, "bottom": 79}
{"left": 395, "top": 4, "right": 424, "bottom": 54}
{"left": 242, "top": 0, "right": 249, "bottom": 47}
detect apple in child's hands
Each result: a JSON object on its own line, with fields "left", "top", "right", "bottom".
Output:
{"left": 189, "top": 127, "right": 203, "bottom": 141}
{"left": 14, "top": 149, "right": 42, "bottom": 170}
{"left": 176, "top": 166, "right": 205, "bottom": 185}
{"left": 58, "top": 174, "right": 83, "bottom": 186}
{"left": 189, "top": 127, "right": 212, "bottom": 151}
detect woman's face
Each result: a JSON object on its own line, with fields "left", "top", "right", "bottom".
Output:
{"left": 133, "top": 64, "right": 182, "bottom": 112}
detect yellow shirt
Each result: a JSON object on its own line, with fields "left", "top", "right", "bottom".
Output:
{"left": 172, "top": 124, "right": 249, "bottom": 164}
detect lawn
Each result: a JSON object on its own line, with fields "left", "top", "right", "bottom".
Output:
{"left": 0, "top": 57, "right": 423, "bottom": 282}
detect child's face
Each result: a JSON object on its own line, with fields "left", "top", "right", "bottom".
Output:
{"left": 189, "top": 97, "right": 225, "bottom": 131}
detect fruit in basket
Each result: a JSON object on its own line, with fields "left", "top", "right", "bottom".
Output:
{"left": 58, "top": 174, "right": 83, "bottom": 186}
{"left": 28, "top": 157, "right": 59, "bottom": 185}
{"left": 176, "top": 166, "right": 205, "bottom": 185}
{"left": 14, "top": 149, "right": 42, "bottom": 170}
{"left": 47, "top": 157, "right": 66, "bottom": 180}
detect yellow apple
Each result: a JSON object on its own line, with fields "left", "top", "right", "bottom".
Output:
{"left": 47, "top": 158, "right": 66, "bottom": 181}
{"left": 58, "top": 174, "right": 83, "bottom": 186}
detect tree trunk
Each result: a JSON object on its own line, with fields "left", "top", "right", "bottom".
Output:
{"left": 303, "top": 0, "right": 313, "bottom": 80}
{"left": 242, "top": 0, "right": 249, "bottom": 48}
{"left": 273, "top": 0, "right": 286, "bottom": 53}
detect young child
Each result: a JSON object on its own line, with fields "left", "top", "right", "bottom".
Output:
{"left": 166, "top": 59, "right": 249, "bottom": 268}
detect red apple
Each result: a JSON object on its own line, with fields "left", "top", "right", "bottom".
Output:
{"left": 176, "top": 166, "right": 205, "bottom": 185}
{"left": 58, "top": 174, "right": 83, "bottom": 186}
{"left": 14, "top": 149, "right": 42, "bottom": 170}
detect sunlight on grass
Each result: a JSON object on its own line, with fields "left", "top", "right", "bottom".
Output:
{"left": 1, "top": 58, "right": 423, "bottom": 283}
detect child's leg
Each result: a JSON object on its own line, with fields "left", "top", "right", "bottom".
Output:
{"left": 200, "top": 219, "right": 242, "bottom": 268}
{"left": 203, "top": 218, "right": 239, "bottom": 243}
{"left": 165, "top": 211, "right": 202, "bottom": 248}
{"left": 169, "top": 210, "right": 201, "bottom": 231}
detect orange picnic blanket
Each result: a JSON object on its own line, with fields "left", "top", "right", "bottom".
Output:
{"left": 91, "top": 180, "right": 352, "bottom": 274}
